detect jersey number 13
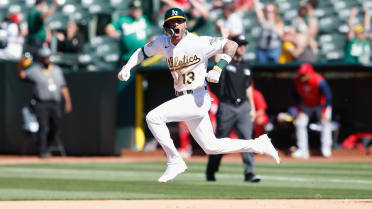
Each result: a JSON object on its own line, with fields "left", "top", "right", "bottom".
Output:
{"left": 182, "top": 71, "right": 195, "bottom": 84}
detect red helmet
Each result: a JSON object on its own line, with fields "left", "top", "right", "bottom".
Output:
{"left": 297, "top": 63, "right": 314, "bottom": 75}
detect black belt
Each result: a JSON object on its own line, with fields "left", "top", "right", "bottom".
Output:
{"left": 175, "top": 86, "right": 207, "bottom": 97}
{"left": 221, "top": 98, "right": 247, "bottom": 106}
{"left": 32, "top": 97, "right": 59, "bottom": 104}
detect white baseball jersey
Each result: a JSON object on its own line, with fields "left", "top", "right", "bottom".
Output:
{"left": 143, "top": 32, "right": 227, "bottom": 91}
{"left": 143, "top": 33, "right": 280, "bottom": 180}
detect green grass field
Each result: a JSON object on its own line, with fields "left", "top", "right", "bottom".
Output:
{"left": 0, "top": 161, "right": 371, "bottom": 200}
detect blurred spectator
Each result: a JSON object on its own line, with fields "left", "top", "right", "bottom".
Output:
{"left": 17, "top": 46, "right": 72, "bottom": 158}
{"left": 0, "top": 13, "right": 24, "bottom": 60}
{"left": 235, "top": 0, "right": 253, "bottom": 12}
{"left": 215, "top": 1, "right": 243, "bottom": 38}
{"left": 278, "top": 27, "right": 295, "bottom": 64}
{"left": 297, "top": 0, "right": 319, "bottom": 54}
{"left": 213, "top": 0, "right": 253, "bottom": 12}
{"left": 154, "top": 0, "right": 191, "bottom": 23}
{"left": 105, "top": 0, "right": 151, "bottom": 66}
{"left": 284, "top": 19, "right": 317, "bottom": 62}
{"left": 344, "top": 8, "right": 370, "bottom": 65}
{"left": 291, "top": 63, "right": 333, "bottom": 159}
{"left": 25, "top": 0, "right": 58, "bottom": 57}
{"left": 186, "top": 0, "right": 212, "bottom": 34}
{"left": 253, "top": 0, "right": 284, "bottom": 63}
{"left": 56, "top": 20, "right": 85, "bottom": 54}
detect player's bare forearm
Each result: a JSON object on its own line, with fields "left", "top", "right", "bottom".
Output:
{"left": 223, "top": 40, "right": 238, "bottom": 58}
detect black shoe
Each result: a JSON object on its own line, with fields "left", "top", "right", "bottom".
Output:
{"left": 206, "top": 172, "right": 216, "bottom": 181}
{"left": 245, "top": 173, "right": 261, "bottom": 183}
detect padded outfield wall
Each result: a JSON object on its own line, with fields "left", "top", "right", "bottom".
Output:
{"left": 0, "top": 61, "right": 118, "bottom": 155}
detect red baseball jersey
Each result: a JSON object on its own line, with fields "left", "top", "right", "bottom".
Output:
{"left": 294, "top": 72, "right": 326, "bottom": 107}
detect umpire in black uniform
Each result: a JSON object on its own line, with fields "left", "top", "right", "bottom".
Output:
{"left": 206, "top": 35, "right": 260, "bottom": 182}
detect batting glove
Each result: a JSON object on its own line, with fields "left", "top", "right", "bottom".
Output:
{"left": 118, "top": 66, "right": 131, "bottom": 81}
{"left": 207, "top": 66, "right": 222, "bottom": 83}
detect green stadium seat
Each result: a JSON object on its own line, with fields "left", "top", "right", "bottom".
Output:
{"left": 319, "top": 16, "right": 342, "bottom": 34}
{"left": 333, "top": 0, "right": 359, "bottom": 11}
{"left": 314, "top": 7, "right": 335, "bottom": 19}
{"left": 46, "top": 13, "right": 69, "bottom": 30}
{"left": 90, "top": 36, "right": 116, "bottom": 48}
{"left": 70, "top": 8, "right": 92, "bottom": 25}
{"left": 51, "top": 53, "right": 80, "bottom": 71}
{"left": 324, "top": 50, "right": 345, "bottom": 61}
{"left": 242, "top": 17, "right": 259, "bottom": 33}
{"left": 319, "top": 33, "right": 346, "bottom": 62}
{"left": 282, "top": 9, "right": 297, "bottom": 24}
{"left": 103, "top": 52, "right": 120, "bottom": 63}
{"left": 88, "top": 2, "right": 114, "bottom": 15}
{"left": 78, "top": 52, "right": 99, "bottom": 65}
{"left": 277, "top": 0, "right": 300, "bottom": 13}
{"left": 95, "top": 42, "right": 119, "bottom": 57}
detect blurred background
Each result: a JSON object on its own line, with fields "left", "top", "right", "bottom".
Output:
{"left": 0, "top": 0, "right": 371, "bottom": 157}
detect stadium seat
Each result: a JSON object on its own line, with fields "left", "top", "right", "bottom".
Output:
{"left": 242, "top": 17, "right": 259, "bottom": 33}
{"left": 46, "top": 13, "right": 69, "bottom": 30}
{"left": 282, "top": 9, "right": 297, "bottom": 24}
{"left": 318, "top": 33, "right": 346, "bottom": 61}
{"left": 319, "top": 16, "right": 342, "bottom": 34}
{"left": 88, "top": 1, "right": 114, "bottom": 15}
{"left": 95, "top": 42, "right": 119, "bottom": 57}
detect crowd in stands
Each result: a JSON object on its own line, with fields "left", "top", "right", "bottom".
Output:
{"left": 0, "top": 0, "right": 372, "bottom": 71}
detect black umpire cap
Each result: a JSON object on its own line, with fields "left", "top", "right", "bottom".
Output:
{"left": 231, "top": 35, "right": 248, "bottom": 46}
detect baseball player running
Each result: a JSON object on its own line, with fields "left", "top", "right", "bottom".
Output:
{"left": 118, "top": 8, "right": 280, "bottom": 183}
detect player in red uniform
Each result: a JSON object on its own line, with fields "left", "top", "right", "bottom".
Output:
{"left": 252, "top": 88, "right": 270, "bottom": 138}
{"left": 292, "top": 63, "right": 333, "bottom": 159}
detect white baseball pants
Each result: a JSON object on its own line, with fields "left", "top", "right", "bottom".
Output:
{"left": 146, "top": 88, "right": 263, "bottom": 164}
{"left": 294, "top": 105, "right": 332, "bottom": 154}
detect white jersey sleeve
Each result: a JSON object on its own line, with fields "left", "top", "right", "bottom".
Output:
{"left": 143, "top": 35, "right": 167, "bottom": 57}
{"left": 199, "top": 36, "right": 228, "bottom": 60}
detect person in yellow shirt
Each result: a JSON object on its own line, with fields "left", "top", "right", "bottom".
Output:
{"left": 279, "top": 27, "right": 295, "bottom": 64}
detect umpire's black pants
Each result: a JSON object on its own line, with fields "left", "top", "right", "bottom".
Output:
{"left": 34, "top": 101, "right": 62, "bottom": 155}
{"left": 206, "top": 101, "right": 255, "bottom": 176}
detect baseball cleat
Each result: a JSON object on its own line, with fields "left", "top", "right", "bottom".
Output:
{"left": 321, "top": 147, "right": 332, "bottom": 158}
{"left": 257, "top": 134, "right": 280, "bottom": 164}
{"left": 158, "top": 161, "right": 187, "bottom": 183}
{"left": 291, "top": 149, "right": 310, "bottom": 159}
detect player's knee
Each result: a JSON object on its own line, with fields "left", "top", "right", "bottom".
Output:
{"left": 146, "top": 111, "right": 162, "bottom": 125}
{"left": 202, "top": 143, "right": 220, "bottom": 154}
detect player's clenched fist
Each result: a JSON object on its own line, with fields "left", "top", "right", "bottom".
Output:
{"left": 118, "top": 66, "right": 130, "bottom": 81}
{"left": 207, "top": 66, "right": 222, "bottom": 83}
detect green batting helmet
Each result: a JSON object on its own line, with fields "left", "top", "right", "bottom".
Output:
{"left": 163, "top": 8, "right": 186, "bottom": 36}
{"left": 164, "top": 8, "right": 186, "bottom": 24}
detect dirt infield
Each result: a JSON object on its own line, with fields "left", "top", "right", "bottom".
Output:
{"left": 1, "top": 148, "right": 371, "bottom": 165}
{"left": 0, "top": 199, "right": 371, "bottom": 209}
{"left": 0, "top": 148, "right": 371, "bottom": 209}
